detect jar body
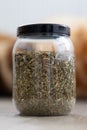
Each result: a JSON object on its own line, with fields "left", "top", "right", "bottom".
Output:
{"left": 13, "top": 35, "right": 76, "bottom": 116}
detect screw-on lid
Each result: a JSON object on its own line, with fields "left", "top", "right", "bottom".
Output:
{"left": 17, "top": 23, "right": 70, "bottom": 37}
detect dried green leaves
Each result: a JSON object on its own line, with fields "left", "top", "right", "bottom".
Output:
{"left": 13, "top": 50, "right": 76, "bottom": 116}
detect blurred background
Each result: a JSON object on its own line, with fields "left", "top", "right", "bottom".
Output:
{"left": 0, "top": 0, "right": 87, "bottom": 34}
{"left": 0, "top": 0, "right": 87, "bottom": 99}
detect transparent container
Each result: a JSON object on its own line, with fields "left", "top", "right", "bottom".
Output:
{"left": 13, "top": 24, "right": 76, "bottom": 116}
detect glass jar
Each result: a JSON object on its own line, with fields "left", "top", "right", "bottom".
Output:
{"left": 13, "top": 24, "right": 76, "bottom": 116}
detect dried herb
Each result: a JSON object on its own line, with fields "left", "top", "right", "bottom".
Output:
{"left": 13, "top": 50, "right": 76, "bottom": 116}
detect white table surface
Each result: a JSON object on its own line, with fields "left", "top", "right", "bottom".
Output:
{"left": 0, "top": 98, "right": 87, "bottom": 130}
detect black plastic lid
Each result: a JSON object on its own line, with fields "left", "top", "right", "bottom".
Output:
{"left": 17, "top": 23, "right": 70, "bottom": 37}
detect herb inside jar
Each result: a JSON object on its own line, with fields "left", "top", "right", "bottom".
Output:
{"left": 13, "top": 49, "right": 76, "bottom": 116}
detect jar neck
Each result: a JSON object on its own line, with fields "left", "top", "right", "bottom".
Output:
{"left": 18, "top": 33, "right": 69, "bottom": 39}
